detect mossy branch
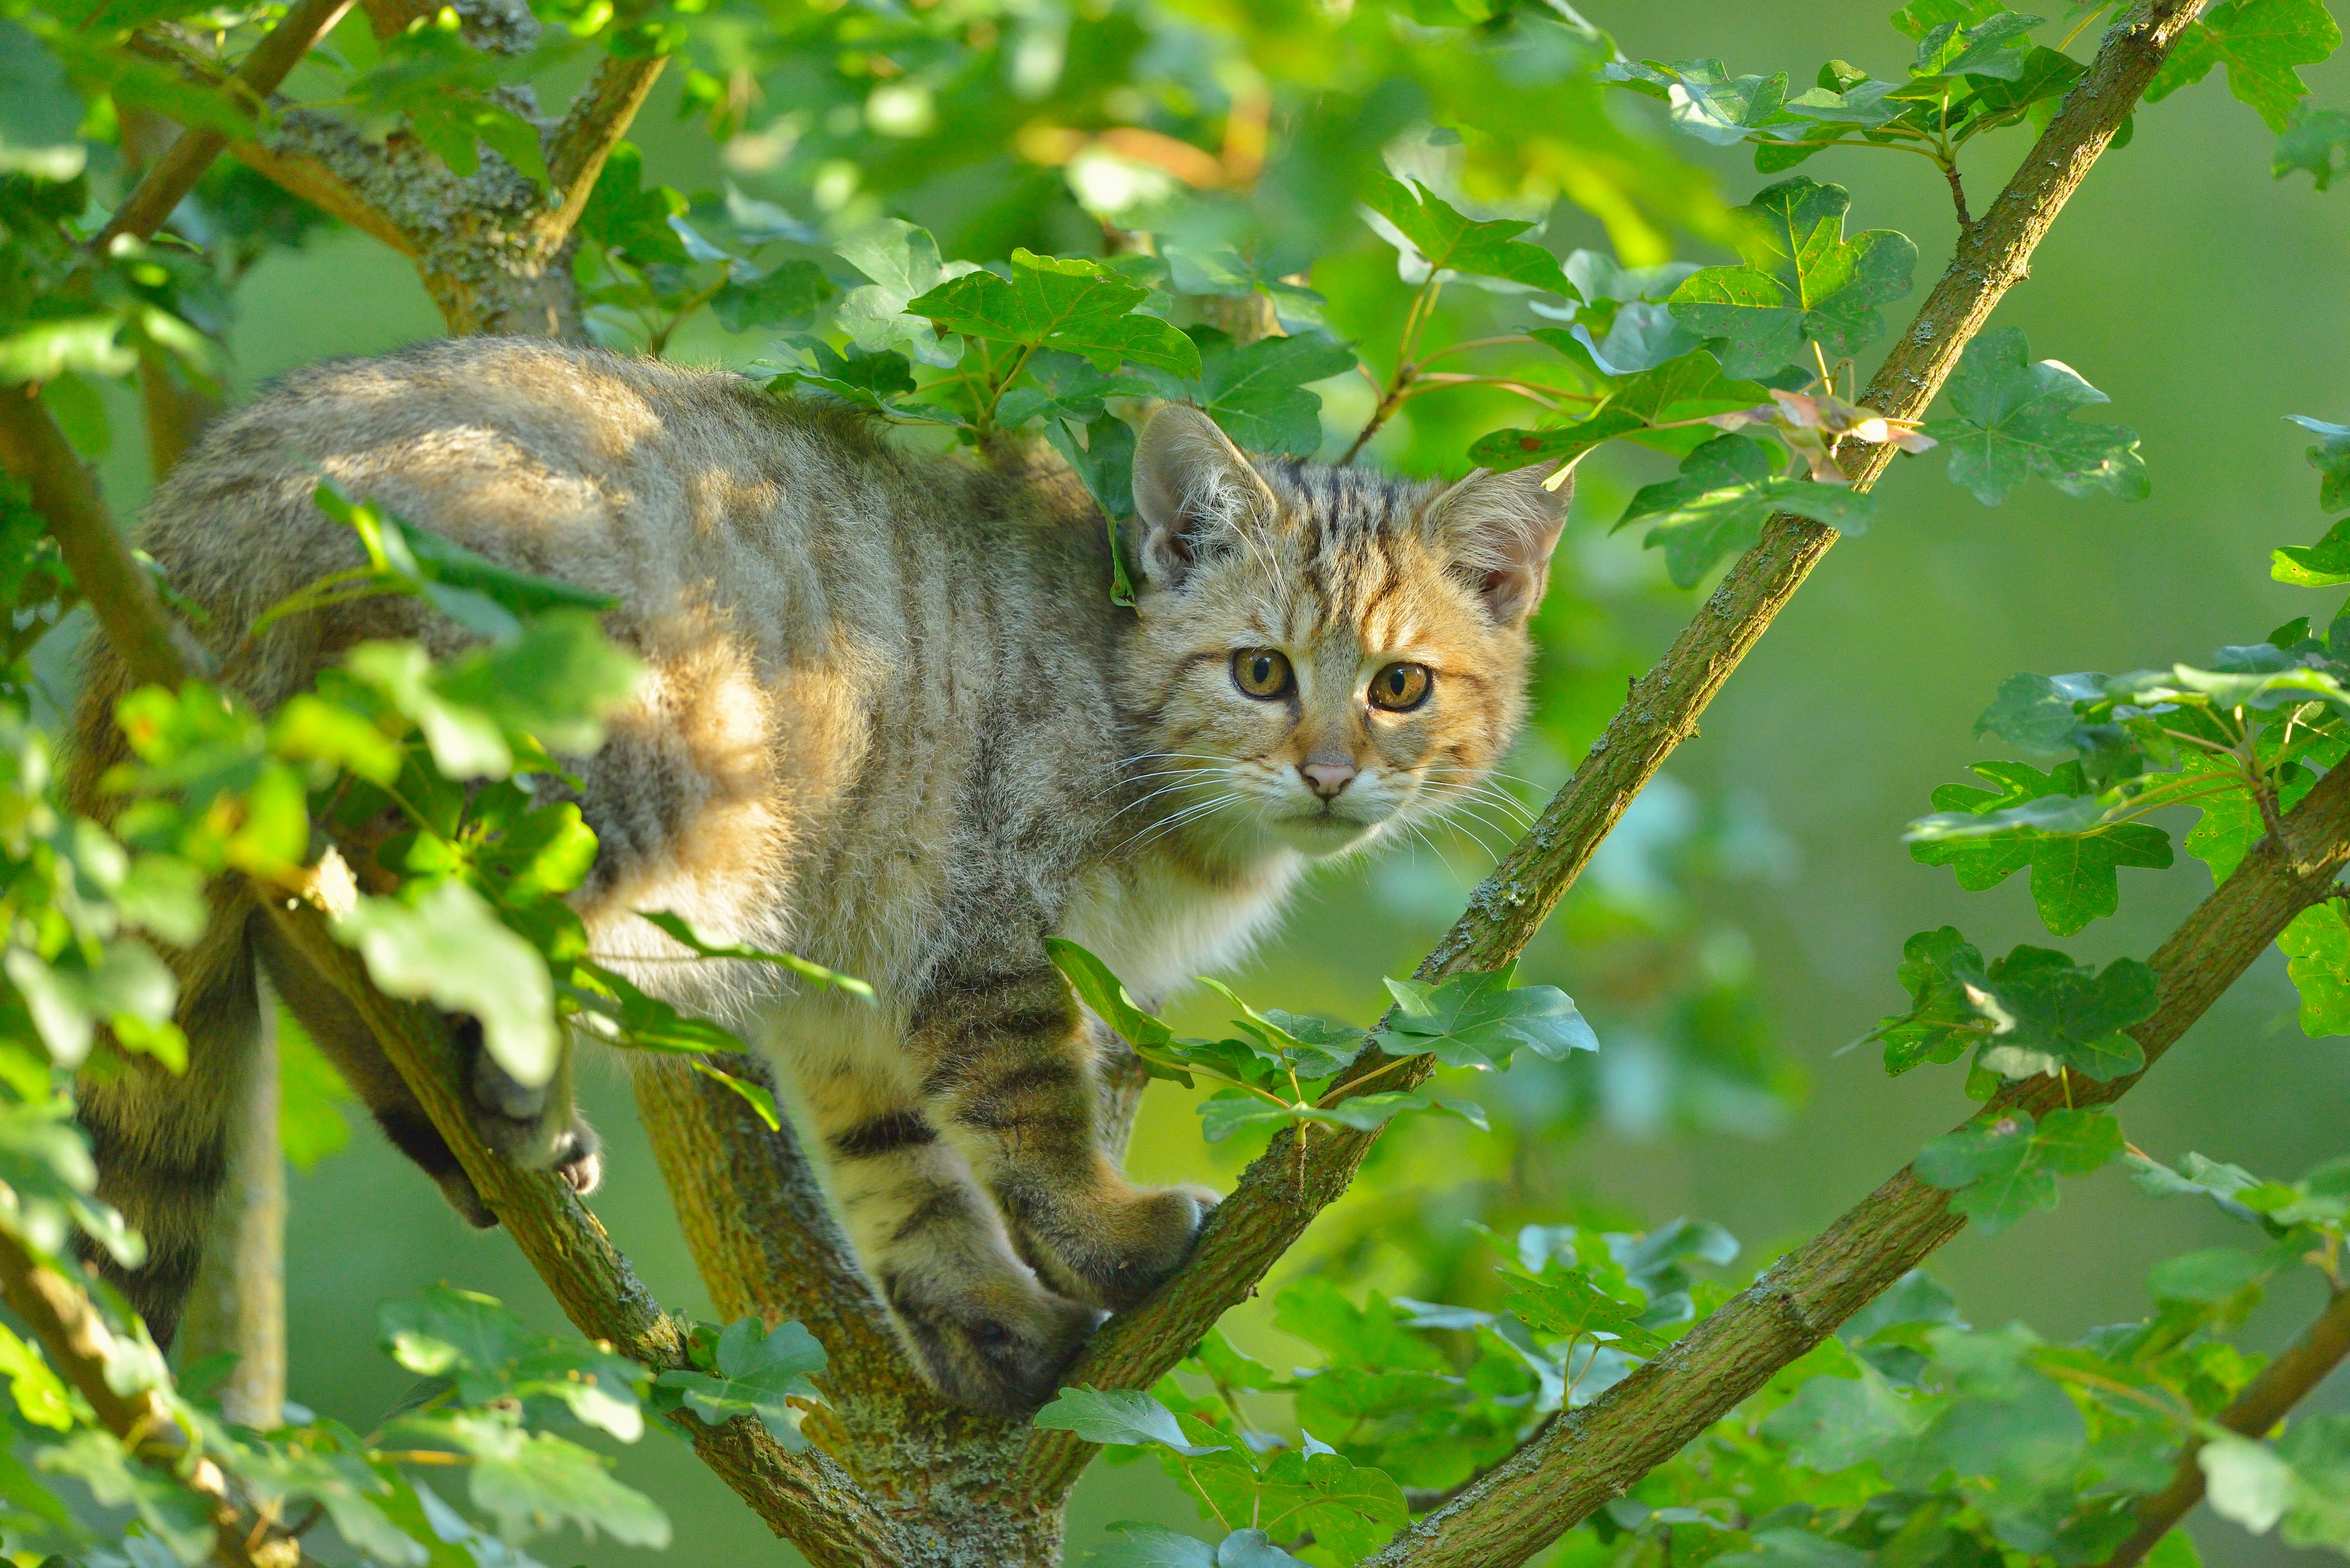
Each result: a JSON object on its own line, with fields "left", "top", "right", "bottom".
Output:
{"left": 1010, "top": 0, "right": 2211, "bottom": 1506}
{"left": 94, "top": 0, "right": 358, "bottom": 250}
{"left": 1370, "top": 744, "right": 2350, "bottom": 1568}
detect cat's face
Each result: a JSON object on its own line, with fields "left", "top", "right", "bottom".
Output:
{"left": 1117, "top": 407, "right": 1568, "bottom": 864}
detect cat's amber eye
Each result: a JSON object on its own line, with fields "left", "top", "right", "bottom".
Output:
{"left": 1231, "top": 649, "right": 1294, "bottom": 699}
{"left": 1368, "top": 662, "right": 1433, "bottom": 713}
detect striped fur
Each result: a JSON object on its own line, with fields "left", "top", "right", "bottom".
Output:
{"left": 65, "top": 341, "right": 1567, "bottom": 1414}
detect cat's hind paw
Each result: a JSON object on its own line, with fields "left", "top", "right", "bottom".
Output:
{"left": 1007, "top": 1181, "right": 1218, "bottom": 1314}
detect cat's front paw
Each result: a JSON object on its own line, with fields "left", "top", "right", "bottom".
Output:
{"left": 463, "top": 1020, "right": 599, "bottom": 1192}
{"left": 879, "top": 1262, "right": 1100, "bottom": 1418}
{"left": 1009, "top": 1181, "right": 1218, "bottom": 1313}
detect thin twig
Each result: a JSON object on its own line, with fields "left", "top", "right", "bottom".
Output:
{"left": 95, "top": 0, "right": 358, "bottom": 250}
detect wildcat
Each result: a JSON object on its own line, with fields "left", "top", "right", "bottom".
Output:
{"left": 66, "top": 336, "right": 1568, "bottom": 1416}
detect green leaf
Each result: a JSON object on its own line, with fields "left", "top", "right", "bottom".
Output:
{"left": 765, "top": 340, "right": 944, "bottom": 421}
{"left": 1032, "top": 1387, "right": 1230, "bottom": 1456}
{"left": 1082, "top": 1522, "right": 1218, "bottom": 1568}
{"left": 1253, "top": 1447, "right": 1408, "bottom": 1560}
{"left": 1046, "top": 937, "right": 1176, "bottom": 1052}
{"left": 1160, "top": 239, "right": 1328, "bottom": 329}
{"left": 2278, "top": 1412, "right": 2350, "bottom": 1549}
{"left": 2274, "top": 517, "right": 2350, "bottom": 583}
{"left": 907, "top": 250, "right": 1201, "bottom": 377}
{"left": 381, "top": 1285, "right": 647, "bottom": 1440}
{"left": 1657, "top": 60, "right": 1792, "bottom": 145}
{"left": 835, "top": 220, "right": 976, "bottom": 369}
{"left": 2201, "top": 1432, "right": 2297, "bottom": 1535}
{"left": 2279, "top": 900, "right": 2350, "bottom": 1036}
{"left": 0, "top": 1323, "right": 70, "bottom": 1432}
{"left": 2286, "top": 415, "right": 2350, "bottom": 514}
{"left": 1975, "top": 670, "right": 2093, "bottom": 754}
{"left": 1359, "top": 175, "right": 1574, "bottom": 296}
{"left": 577, "top": 143, "right": 689, "bottom": 263}
{"left": 1759, "top": 1360, "right": 1926, "bottom": 1472}
{"left": 653, "top": 1317, "right": 826, "bottom": 1447}
{"left": 635, "top": 909, "right": 874, "bottom": 1002}
{"left": 1503, "top": 1264, "right": 1667, "bottom": 1356}
{"left": 229, "top": 1439, "right": 422, "bottom": 1567}
{"left": 428, "top": 1411, "right": 670, "bottom": 1546}
{"left": 1906, "top": 760, "right": 2174, "bottom": 935}
{"left": 2278, "top": 104, "right": 2350, "bottom": 187}
{"left": 1148, "top": 329, "right": 1355, "bottom": 456}
{"left": 1216, "top": 1529, "right": 1313, "bottom": 1568}
{"left": 1468, "top": 348, "right": 1770, "bottom": 474}
{"left": 1866, "top": 926, "right": 1992, "bottom": 1074}
{"left": 333, "top": 880, "right": 557, "bottom": 1088}
{"left": 1962, "top": 944, "right": 2157, "bottom": 1082}
{"left": 1915, "top": 1106, "right": 2123, "bottom": 1232}
{"left": 710, "top": 259, "right": 833, "bottom": 334}
{"left": 1666, "top": 177, "right": 1918, "bottom": 377}
{"left": 1918, "top": 327, "right": 2147, "bottom": 505}
{"left": 1371, "top": 965, "right": 1597, "bottom": 1070}
{"left": 2146, "top": 0, "right": 2341, "bottom": 132}
{"left": 0, "top": 317, "right": 134, "bottom": 385}
{"left": 1615, "top": 433, "right": 1879, "bottom": 588}
{"left": 1909, "top": 9, "right": 2039, "bottom": 80}
{"left": 3, "top": 937, "right": 178, "bottom": 1069}
{"left": 1043, "top": 412, "right": 1142, "bottom": 604}
{"left": 36, "top": 1430, "right": 214, "bottom": 1561}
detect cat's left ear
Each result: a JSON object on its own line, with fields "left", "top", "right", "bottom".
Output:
{"left": 1426, "top": 465, "right": 1574, "bottom": 624}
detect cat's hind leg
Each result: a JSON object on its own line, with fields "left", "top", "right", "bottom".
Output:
{"left": 907, "top": 957, "right": 1216, "bottom": 1316}
{"left": 788, "top": 1013, "right": 1096, "bottom": 1416}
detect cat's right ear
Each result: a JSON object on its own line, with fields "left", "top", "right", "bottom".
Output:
{"left": 1132, "top": 405, "right": 1276, "bottom": 589}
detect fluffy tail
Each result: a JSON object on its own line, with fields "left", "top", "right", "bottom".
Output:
{"left": 73, "top": 895, "right": 261, "bottom": 1347}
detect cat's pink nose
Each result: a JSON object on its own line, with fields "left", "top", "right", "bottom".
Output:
{"left": 1300, "top": 761, "right": 1357, "bottom": 799}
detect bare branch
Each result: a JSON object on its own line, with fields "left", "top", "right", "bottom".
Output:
{"left": 541, "top": 53, "right": 669, "bottom": 240}
{"left": 1367, "top": 741, "right": 2350, "bottom": 1568}
{"left": 0, "top": 391, "right": 200, "bottom": 688}
{"left": 95, "top": 0, "right": 359, "bottom": 249}
{"left": 1011, "top": 0, "right": 2211, "bottom": 1505}
{"left": 2099, "top": 1286, "right": 2350, "bottom": 1568}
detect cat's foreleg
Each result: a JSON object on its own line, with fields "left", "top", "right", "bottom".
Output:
{"left": 786, "top": 1008, "right": 1097, "bottom": 1417}
{"left": 251, "top": 915, "right": 601, "bottom": 1221}
{"left": 907, "top": 957, "right": 1217, "bottom": 1315}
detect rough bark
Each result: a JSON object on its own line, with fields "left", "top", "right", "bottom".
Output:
{"left": 178, "top": 986, "right": 286, "bottom": 1430}
{"left": 1011, "top": 0, "right": 2211, "bottom": 1505}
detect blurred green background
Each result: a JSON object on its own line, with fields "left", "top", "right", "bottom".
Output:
{"left": 63, "top": 1, "right": 2350, "bottom": 1560}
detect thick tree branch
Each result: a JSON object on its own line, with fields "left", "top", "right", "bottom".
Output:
{"left": 96, "top": 0, "right": 358, "bottom": 250}
{"left": 0, "top": 392, "right": 199, "bottom": 688}
{"left": 1012, "top": 0, "right": 2209, "bottom": 1504}
{"left": 256, "top": 901, "right": 916, "bottom": 1567}
{"left": 0, "top": 1211, "right": 320, "bottom": 1567}
{"left": 2099, "top": 1286, "right": 2350, "bottom": 1568}
{"left": 1368, "top": 752, "right": 2350, "bottom": 1568}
